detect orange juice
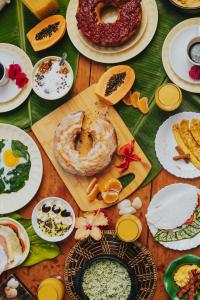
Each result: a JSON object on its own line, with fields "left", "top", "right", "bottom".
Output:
{"left": 116, "top": 215, "right": 142, "bottom": 242}
{"left": 37, "top": 277, "right": 64, "bottom": 300}
{"left": 155, "top": 83, "right": 182, "bottom": 111}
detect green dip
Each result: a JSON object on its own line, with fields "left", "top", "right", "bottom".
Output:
{"left": 82, "top": 259, "right": 131, "bottom": 300}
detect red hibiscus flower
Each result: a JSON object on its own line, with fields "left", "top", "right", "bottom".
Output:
{"left": 8, "top": 64, "right": 22, "bottom": 80}
{"left": 189, "top": 66, "right": 200, "bottom": 80}
{"left": 15, "top": 72, "right": 29, "bottom": 89}
{"left": 116, "top": 140, "right": 141, "bottom": 172}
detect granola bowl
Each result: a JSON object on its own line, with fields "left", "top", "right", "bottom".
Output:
{"left": 32, "top": 56, "right": 74, "bottom": 100}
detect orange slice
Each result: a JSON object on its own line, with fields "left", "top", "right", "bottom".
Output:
{"left": 102, "top": 191, "right": 119, "bottom": 204}
{"left": 137, "top": 97, "right": 149, "bottom": 114}
{"left": 88, "top": 184, "right": 100, "bottom": 201}
{"left": 122, "top": 91, "right": 132, "bottom": 106}
{"left": 131, "top": 91, "right": 140, "bottom": 108}
{"left": 104, "top": 178, "right": 122, "bottom": 193}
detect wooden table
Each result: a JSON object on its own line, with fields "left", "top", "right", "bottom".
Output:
{"left": 6, "top": 56, "right": 200, "bottom": 299}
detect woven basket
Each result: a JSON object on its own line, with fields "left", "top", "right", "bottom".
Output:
{"left": 64, "top": 230, "right": 157, "bottom": 300}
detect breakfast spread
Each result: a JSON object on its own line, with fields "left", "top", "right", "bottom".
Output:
{"left": 76, "top": 0, "right": 142, "bottom": 47}
{"left": 0, "top": 139, "right": 31, "bottom": 194}
{"left": 172, "top": 119, "right": 200, "bottom": 170}
{"left": 81, "top": 259, "right": 132, "bottom": 300}
{"left": 54, "top": 111, "right": 117, "bottom": 176}
{"left": 1, "top": 1, "right": 200, "bottom": 299}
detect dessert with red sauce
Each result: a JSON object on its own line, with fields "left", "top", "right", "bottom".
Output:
{"left": 76, "top": 0, "right": 142, "bottom": 47}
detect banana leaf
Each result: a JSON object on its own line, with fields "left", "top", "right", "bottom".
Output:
{"left": 0, "top": 0, "right": 199, "bottom": 185}
{"left": 8, "top": 213, "right": 60, "bottom": 267}
{"left": 0, "top": 0, "right": 79, "bottom": 130}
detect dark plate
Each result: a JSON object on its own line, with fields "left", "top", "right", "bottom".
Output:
{"left": 75, "top": 254, "right": 139, "bottom": 300}
{"left": 0, "top": 274, "right": 35, "bottom": 300}
{"left": 168, "top": 0, "right": 200, "bottom": 14}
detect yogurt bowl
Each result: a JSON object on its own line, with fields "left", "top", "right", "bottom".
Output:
{"left": 32, "top": 197, "right": 75, "bottom": 242}
{"left": 32, "top": 56, "right": 73, "bottom": 100}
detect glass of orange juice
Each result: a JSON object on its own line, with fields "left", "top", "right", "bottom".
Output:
{"left": 116, "top": 215, "right": 142, "bottom": 242}
{"left": 37, "top": 276, "right": 65, "bottom": 300}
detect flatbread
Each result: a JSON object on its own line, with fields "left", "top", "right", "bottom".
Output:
{"left": 146, "top": 184, "right": 198, "bottom": 230}
{"left": 190, "top": 119, "right": 200, "bottom": 146}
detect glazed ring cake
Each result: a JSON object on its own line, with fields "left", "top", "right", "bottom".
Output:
{"left": 76, "top": 0, "right": 142, "bottom": 47}
{"left": 54, "top": 111, "right": 117, "bottom": 176}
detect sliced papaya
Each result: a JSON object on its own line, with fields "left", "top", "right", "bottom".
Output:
{"left": 95, "top": 65, "right": 135, "bottom": 105}
{"left": 27, "top": 15, "right": 66, "bottom": 51}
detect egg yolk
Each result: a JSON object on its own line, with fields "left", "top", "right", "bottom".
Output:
{"left": 3, "top": 149, "right": 20, "bottom": 168}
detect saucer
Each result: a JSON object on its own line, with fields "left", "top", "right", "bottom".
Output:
{"left": 170, "top": 25, "right": 200, "bottom": 85}
{"left": 0, "top": 50, "right": 22, "bottom": 103}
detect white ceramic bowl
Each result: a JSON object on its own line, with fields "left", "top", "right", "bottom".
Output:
{"left": 32, "top": 56, "right": 74, "bottom": 100}
{"left": 32, "top": 197, "right": 75, "bottom": 242}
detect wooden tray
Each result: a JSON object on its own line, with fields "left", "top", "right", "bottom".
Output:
{"left": 32, "top": 84, "right": 151, "bottom": 211}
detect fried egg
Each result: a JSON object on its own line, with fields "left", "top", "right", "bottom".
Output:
{"left": 0, "top": 140, "right": 26, "bottom": 175}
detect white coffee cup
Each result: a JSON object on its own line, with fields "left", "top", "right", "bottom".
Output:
{"left": 187, "top": 37, "right": 200, "bottom": 66}
{"left": 0, "top": 62, "right": 9, "bottom": 87}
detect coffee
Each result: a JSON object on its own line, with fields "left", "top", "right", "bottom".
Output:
{"left": 189, "top": 43, "right": 200, "bottom": 64}
{"left": 0, "top": 63, "right": 4, "bottom": 80}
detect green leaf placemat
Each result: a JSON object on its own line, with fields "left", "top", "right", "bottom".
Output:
{"left": 0, "top": 0, "right": 79, "bottom": 130}
{"left": 9, "top": 213, "right": 60, "bottom": 267}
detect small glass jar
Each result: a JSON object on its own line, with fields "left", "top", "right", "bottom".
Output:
{"left": 37, "top": 276, "right": 65, "bottom": 300}
{"left": 155, "top": 83, "right": 182, "bottom": 111}
{"left": 116, "top": 215, "right": 142, "bottom": 242}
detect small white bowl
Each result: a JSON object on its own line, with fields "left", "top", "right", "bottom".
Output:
{"left": 32, "top": 56, "right": 74, "bottom": 100}
{"left": 32, "top": 197, "right": 75, "bottom": 242}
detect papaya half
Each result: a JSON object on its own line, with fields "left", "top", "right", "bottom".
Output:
{"left": 95, "top": 65, "right": 135, "bottom": 105}
{"left": 27, "top": 15, "right": 66, "bottom": 52}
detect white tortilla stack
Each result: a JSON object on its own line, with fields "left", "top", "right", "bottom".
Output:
{"left": 146, "top": 184, "right": 198, "bottom": 230}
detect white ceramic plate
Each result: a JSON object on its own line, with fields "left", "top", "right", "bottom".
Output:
{"left": 147, "top": 183, "right": 200, "bottom": 251}
{"left": 170, "top": 25, "right": 200, "bottom": 84}
{"left": 0, "top": 44, "right": 33, "bottom": 113}
{"left": 0, "top": 51, "right": 22, "bottom": 103}
{"left": 0, "top": 217, "right": 30, "bottom": 269}
{"left": 0, "top": 124, "right": 43, "bottom": 214}
{"left": 66, "top": 0, "right": 158, "bottom": 63}
{"left": 155, "top": 112, "right": 200, "bottom": 179}
{"left": 32, "top": 197, "right": 75, "bottom": 242}
{"left": 32, "top": 56, "right": 74, "bottom": 100}
{"left": 162, "top": 18, "right": 200, "bottom": 93}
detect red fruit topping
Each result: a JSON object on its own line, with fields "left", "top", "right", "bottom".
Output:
{"left": 189, "top": 66, "right": 200, "bottom": 80}
{"left": 8, "top": 64, "right": 22, "bottom": 80}
{"left": 15, "top": 72, "right": 29, "bottom": 88}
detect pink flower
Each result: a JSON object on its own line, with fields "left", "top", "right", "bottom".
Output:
{"left": 8, "top": 64, "right": 22, "bottom": 80}
{"left": 15, "top": 73, "right": 29, "bottom": 89}
{"left": 189, "top": 66, "right": 200, "bottom": 80}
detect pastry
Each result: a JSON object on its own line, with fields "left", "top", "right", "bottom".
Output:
{"left": 54, "top": 111, "right": 117, "bottom": 176}
{"left": 76, "top": 0, "right": 142, "bottom": 47}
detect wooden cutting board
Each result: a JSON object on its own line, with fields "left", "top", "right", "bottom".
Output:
{"left": 32, "top": 84, "right": 151, "bottom": 211}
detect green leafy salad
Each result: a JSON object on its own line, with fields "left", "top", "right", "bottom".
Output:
{"left": 82, "top": 259, "right": 131, "bottom": 300}
{"left": 0, "top": 139, "right": 31, "bottom": 193}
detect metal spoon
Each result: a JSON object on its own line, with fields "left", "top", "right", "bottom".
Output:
{"left": 59, "top": 52, "right": 68, "bottom": 66}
